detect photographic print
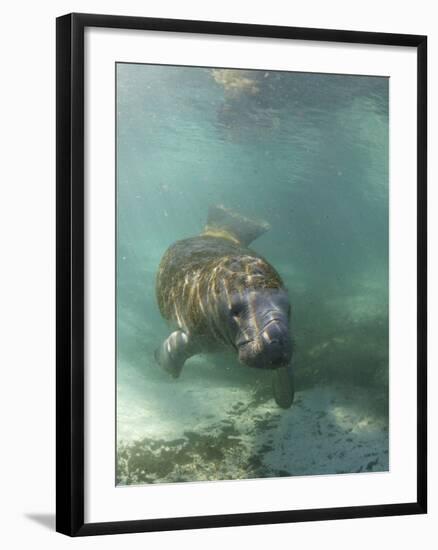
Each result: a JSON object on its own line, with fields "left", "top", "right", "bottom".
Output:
{"left": 56, "top": 14, "right": 426, "bottom": 535}
{"left": 116, "top": 63, "right": 389, "bottom": 486}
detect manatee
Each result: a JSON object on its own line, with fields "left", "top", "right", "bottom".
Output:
{"left": 154, "top": 205, "right": 294, "bottom": 408}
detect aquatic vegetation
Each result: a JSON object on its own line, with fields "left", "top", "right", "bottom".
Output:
{"left": 117, "top": 426, "right": 248, "bottom": 484}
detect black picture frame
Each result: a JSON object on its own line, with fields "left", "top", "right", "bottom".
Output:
{"left": 56, "top": 12, "right": 427, "bottom": 537}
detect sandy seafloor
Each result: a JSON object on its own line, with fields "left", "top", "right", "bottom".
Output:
{"left": 117, "top": 356, "right": 388, "bottom": 485}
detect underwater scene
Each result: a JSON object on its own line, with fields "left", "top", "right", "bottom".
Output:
{"left": 116, "top": 63, "right": 389, "bottom": 485}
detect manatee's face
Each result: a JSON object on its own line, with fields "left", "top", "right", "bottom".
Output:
{"left": 226, "top": 288, "right": 292, "bottom": 369}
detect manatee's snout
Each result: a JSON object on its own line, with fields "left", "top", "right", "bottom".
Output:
{"left": 238, "top": 319, "right": 292, "bottom": 369}
{"left": 233, "top": 288, "right": 292, "bottom": 370}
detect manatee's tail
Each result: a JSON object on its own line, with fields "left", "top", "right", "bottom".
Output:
{"left": 203, "top": 204, "right": 270, "bottom": 246}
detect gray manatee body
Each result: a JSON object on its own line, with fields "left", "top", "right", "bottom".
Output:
{"left": 155, "top": 205, "right": 294, "bottom": 408}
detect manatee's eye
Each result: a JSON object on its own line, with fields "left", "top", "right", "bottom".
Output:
{"left": 229, "top": 302, "right": 243, "bottom": 318}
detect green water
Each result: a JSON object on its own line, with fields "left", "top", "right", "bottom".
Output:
{"left": 116, "top": 64, "right": 389, "bottom": 485}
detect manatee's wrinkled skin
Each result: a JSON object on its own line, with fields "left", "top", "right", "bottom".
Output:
{"left": 155, "top": 218, "right": 294, "bottom": 409}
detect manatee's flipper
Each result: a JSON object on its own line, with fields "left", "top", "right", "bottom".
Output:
{"left": 203, "top": 204, "right": 270, "bottom": 246}
{"left": 272, "top": 366, "right": 295, "bottom": 409}
{"left": 154, "top": 330, "right": 194, "bottom": 379}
